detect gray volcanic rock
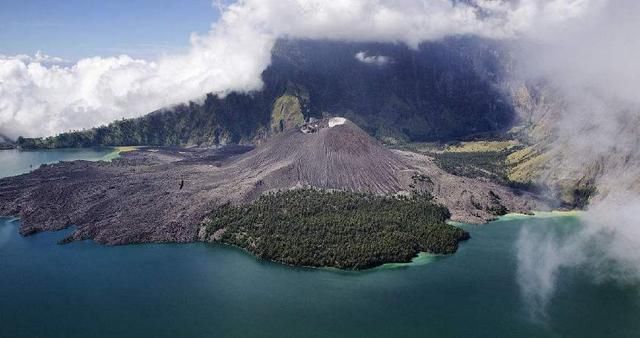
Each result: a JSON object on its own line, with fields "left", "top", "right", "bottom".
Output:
{"left": 0, "top": 118, "right": 540, "bottom": 245}
{"left": 229, "top": 118, "right": 408, "bottom": 199}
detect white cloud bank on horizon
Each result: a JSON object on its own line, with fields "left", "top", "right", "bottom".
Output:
{"left": 0, "top": 0, "right": 593, "bottom": 138}
{"left": 0, "top": 51, "right": 69, "bottom": 67}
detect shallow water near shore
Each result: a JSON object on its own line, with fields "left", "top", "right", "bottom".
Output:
{"left": 1, "top": 149, "right": 640, "bottom": 338}
{"left": 0, "top": 148, "right": 115, "bottom": 177}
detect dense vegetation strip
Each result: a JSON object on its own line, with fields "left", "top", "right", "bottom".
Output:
{"left": 201, "top": 189, "right": 469, "bottom": 270}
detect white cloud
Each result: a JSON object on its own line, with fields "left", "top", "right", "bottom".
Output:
{"left": 0, "top": 13, "right": 274, "bottom": 138}
{"left": 355, "top": 51, "right": 391, "bottom": 66}
{"left": 512, "top": 0, "right": 640, "bottom": 318}
{"left": 0, "top": 51, "right": 69, "bottom": 67}
{"left": 0, "top": 0, "right": 593, "bottom": 138}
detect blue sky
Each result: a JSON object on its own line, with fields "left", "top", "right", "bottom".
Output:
{"left": 0, "top": 0, "right": 220, "bottom": 60}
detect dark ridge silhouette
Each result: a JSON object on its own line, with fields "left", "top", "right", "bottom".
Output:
{"left": 17, "top": 37, "right": 515, "bottom": 149}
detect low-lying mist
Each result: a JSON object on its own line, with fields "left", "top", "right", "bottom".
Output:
{"left": 514, "top": 0, "right": 640, "bottom": 318}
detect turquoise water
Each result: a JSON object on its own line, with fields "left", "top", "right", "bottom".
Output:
{"left": 0, "top": 148, "right": 115, "bottom": 178}
{"left": 1, "top": 150, "right": 640, "bottom": 338}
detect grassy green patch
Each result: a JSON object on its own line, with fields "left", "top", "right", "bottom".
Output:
{"left": 270, "top": 95, "right": 305, "bottom": 133}
{"left": 431, "top": 150, "right": 511, "bottom": 182}
{"left": 444, "top": 140, "right": 519, "bottom": 153}
{"left": 393, "top": 140, "right": 540, "bottom": 192}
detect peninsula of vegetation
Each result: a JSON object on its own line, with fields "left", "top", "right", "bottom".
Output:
{"left": 201, "top": 189, "right": 469, "bottom": 269}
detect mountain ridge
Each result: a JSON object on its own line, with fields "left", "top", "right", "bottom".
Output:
{"left": 16, "top": 37, "right": 514, "bottom": 149}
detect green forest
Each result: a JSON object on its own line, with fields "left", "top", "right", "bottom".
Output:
{"left": 202, "top": 189, "right": 469, "bottom": 270}
{"left": 16, "top": 93, "right": 273, "bottom": 149}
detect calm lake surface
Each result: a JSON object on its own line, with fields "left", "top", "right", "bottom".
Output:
{"left": 0, "top": 148, "right": 115, "bottom": 178}
{"left": 1, "top": 149, "right": 639, "bottom": 338}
